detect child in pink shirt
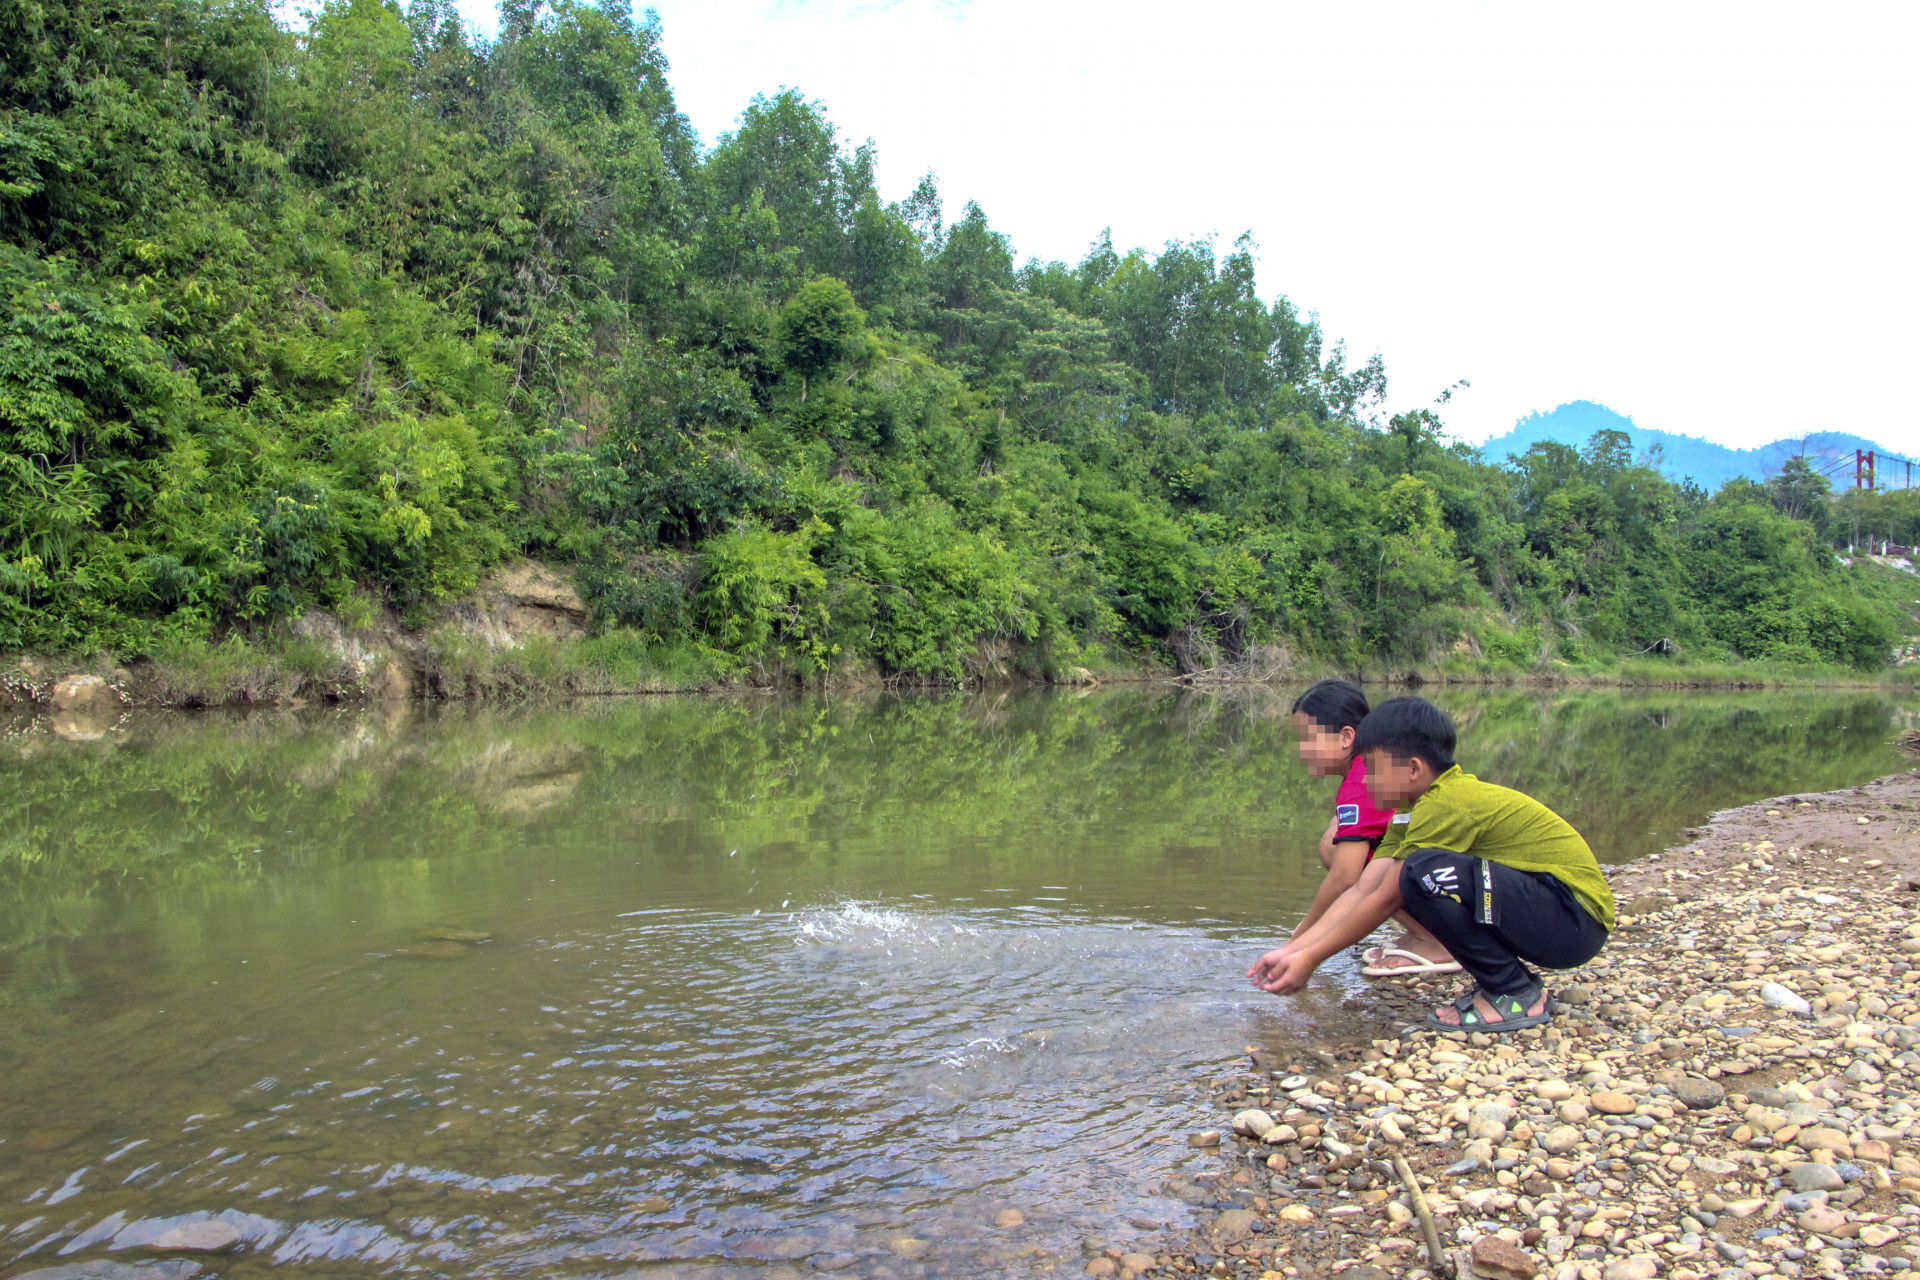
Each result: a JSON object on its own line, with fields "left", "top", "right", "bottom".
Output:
{"left": 1285, "top": 679, "right": 1459, "bottom": 977}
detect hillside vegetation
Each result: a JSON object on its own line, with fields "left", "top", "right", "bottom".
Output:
{"left": 3, "top": 0, "right": 1916, "bottom": 684}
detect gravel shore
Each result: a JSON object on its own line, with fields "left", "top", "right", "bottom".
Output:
{"left": 1118, "top": 767, "right": 1920, "bottom": 1280}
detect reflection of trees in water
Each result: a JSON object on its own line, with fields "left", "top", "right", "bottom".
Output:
{"left": 0, "top": 689, "right": 1909, "bottom": 931}
{"left": 1456, "top": 691, "right": 1906, "bottom": 859}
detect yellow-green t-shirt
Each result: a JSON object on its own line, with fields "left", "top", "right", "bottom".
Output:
{"left": 1374, "top": 765, "right": 1615, "bottom": 930}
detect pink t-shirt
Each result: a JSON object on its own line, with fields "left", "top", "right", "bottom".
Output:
{"left": 1334, "top": 756, "right": 1394, "bottom": 848}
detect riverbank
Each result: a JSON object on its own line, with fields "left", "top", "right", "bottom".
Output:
{"left": 1136, "top": 767, "right": 1920, "bottom": 1280}
{"left": 6, "top": 560, "right": 1915, "bottom": 714}
{"left": 5, "top": 636, "right": 1912, "bottom": 718}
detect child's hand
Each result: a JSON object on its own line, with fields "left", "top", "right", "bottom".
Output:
{"left": 1248, "top": 947, "right": 1285, "bottom": 985}
{"left": 1248, "top": 947, "right": 1316, "bottom": 995}
{"left": 1248, "top": 946, "right": 1298, "bottom": 986}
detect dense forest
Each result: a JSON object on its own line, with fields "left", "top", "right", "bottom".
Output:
{"left": 2, "top": 0, "right": 1915, "bottom": 681}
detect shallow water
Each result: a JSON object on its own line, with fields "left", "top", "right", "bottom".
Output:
{"left": 0, "top": 687, "right": 1913, "bottom": 1278}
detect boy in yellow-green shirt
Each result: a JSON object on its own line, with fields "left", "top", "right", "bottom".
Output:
{"left": 1249, "top": 696, "right": 1612, "bottom": 1031}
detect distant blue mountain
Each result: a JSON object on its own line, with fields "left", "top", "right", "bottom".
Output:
{"left": 1475, "top": 401, "right": 1902, "bottom": 491}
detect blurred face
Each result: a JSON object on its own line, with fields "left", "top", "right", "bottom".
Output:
{"left": 1361, "top": 749, "right": 1431, "bottom": 810}
{"left": 1292, "top": 712, "right": 1356, "bottom": 778}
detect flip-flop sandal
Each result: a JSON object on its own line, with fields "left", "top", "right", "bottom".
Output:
{"left": 1425, "top": 984, "right": 1555, "bottom": 1032}
{"left": 1361, "top": 946, "right": 1464, "bottom": 977}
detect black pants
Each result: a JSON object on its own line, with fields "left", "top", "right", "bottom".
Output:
{"left": 1397, "top": 848, "right": 1609, "bottom": 997}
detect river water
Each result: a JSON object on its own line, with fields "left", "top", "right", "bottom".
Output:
{"left": 1, "top": 687, "right": 1914, "bottom": 1279}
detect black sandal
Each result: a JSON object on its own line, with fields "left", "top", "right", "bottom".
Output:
{"left": 1426, "top": 983, "right": 1554, "bottom": 1032}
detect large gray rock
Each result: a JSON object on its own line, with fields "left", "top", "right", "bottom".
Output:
{"left": 1671, "top": 1078, "right": 1726, "bottom": 1110}
{"left": 15, "top": 1264, "right": 203, "bottom": 1280}
{"left": 1469, "top": 1101, "right": 1513, "bottom": 1141}
{"left": 1797, "top": 1206, "right": 1848, "bottom": 1235}
{"left": 1542, "top": 1125, "right": 1583, "bottom": 1155}
{"left": 1208, "top": 1208, "right": 1260, "bottom": 1242}
{"left": 1603, "top": 1258, "right": 1660, "bottom": 1280}
{"left": 1786, "top": 1162, "right": 1844, "bottom": 1192}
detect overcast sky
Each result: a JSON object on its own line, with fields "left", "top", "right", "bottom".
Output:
{"left": 438, "top": 0, "right": 1917, "bottom": 451}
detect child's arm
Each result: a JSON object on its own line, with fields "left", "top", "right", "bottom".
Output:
{"left": 1292, "top": 839, "right": 1373, "bottom": 941}
{"left": 1249, "top": 855, "right": 1405, "bottom": 994}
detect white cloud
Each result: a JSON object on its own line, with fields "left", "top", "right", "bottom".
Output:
{"left": 452, "top": 0, "right": 1920, "bottom": 449}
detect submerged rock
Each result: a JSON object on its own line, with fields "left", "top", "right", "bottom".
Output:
{"left": 398, "top": 940, "right": 468, "bottom": 958}
{"left": 16, "top": 1265, "right": 204, "bottom": 1280}
{"left": 1209, "top": 1208, "right": 1260, "bottom": 1241}
{"left": 150, "top": 1221, "right": 241, "bottom": 1253}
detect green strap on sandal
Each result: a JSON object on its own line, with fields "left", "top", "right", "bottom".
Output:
{"left": 1426, "top": 983, "right": 1555, "bottom": 1032}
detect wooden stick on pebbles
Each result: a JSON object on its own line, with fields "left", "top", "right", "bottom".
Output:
{"left": 1393, "top": 1152, "right": 1454, "bottom": 1279}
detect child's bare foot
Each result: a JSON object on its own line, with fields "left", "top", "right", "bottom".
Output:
{"left": 1363, "top": 929, "right": 1455, "bottom": 964}
{"left": 1429, "top": 986, "right": 1551, "bottom": 1029}
{"left": 1361, "top": 934, "right": 1460, "bottom": 974}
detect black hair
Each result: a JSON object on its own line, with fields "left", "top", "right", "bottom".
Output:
{"left": 1289, "top": 678, "right": 1371, "bottom": 733}
{"left": 1353, "top": 696, "right": 1457, "bottom": 772}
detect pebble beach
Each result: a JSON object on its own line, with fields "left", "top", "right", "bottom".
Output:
{"left": 1126, "top": 766, "right": 1920, "bottom": 1280}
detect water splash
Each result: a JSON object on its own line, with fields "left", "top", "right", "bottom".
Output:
{"left": 793, "top": 899, "right": 981, "bottom": 948}
{"left": 938, "top": 1036, "right": 1020, "bottom": 1068}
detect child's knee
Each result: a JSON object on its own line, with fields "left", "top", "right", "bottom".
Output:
{"left": 1397, "top": 857, "right": 1425, "bottom": 901}
{"left": 1401, "top": 848, "right": 1470, "bottom": 906}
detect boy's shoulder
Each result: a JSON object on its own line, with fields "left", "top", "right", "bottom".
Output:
{"left": 1413, "top": 768, "right": 1559, "bottom": 826}
{"left": 1411, "top": 765, "right": 1480, "bottom": 810}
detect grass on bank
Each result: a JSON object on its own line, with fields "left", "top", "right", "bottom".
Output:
{"left": 9, "top": 624, "right": 1917, "bottom": 709}
{"left": 421, "top": 629, "right": 733, "bottom": 697}
{"left": 140, "top": 634, "right": 362, "bottom": 706}
{"left": 1389, "top": 651, "right": 1920, "bottom": 690}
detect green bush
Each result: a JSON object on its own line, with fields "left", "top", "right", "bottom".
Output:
{"left": 694, "top": 523, "right": 833, "bottom": 671}
{"left": 1802, "top": 595, "right": 1897, "bottom": 670}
